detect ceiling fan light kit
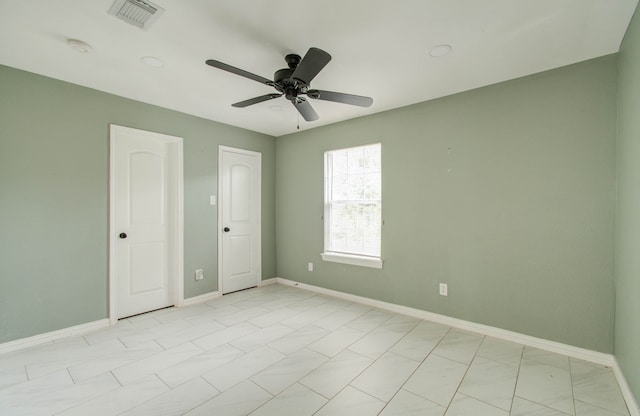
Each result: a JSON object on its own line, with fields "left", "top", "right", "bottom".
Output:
{"left": 206, "top": 47, "right": 373, "bottom": 122}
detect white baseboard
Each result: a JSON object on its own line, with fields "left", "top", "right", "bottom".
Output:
{"left": 0, "top": 319, "right": 110, "bottom": 355}
{"left": 613, "top": 358, "right": 640, "bottom": 416}
{"left": 274, "top": 277, "right": 638, "bottom": 413}
{"left": 275, "top": 277, "right": 612, "bottom": 363}
{"left": 182, "top": 291, "right": 221, "bottom": 307}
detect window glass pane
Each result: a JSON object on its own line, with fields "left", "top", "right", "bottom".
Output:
{"left": 325, "top": 143, "right": 381, "bottom": 259}
{"left": 329, "top": 202, "right": 381, "bottom": 256}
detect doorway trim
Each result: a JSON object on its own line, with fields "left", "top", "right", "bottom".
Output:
{"left": 108, "top": 124, "right": 184, "bottom": 325}
{"left": 217, "top": 145, "right": 262, "bottom": 295}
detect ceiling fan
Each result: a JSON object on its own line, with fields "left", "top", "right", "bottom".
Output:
{"left": 205, "top": 47, "right": 373, "bottom": 122}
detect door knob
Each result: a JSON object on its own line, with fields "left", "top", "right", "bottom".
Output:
{"left": 223, "top": 227, "right": 230, "bottom": 232}
{"left": 119, "top": 233, "right": 127, "bottom": 239}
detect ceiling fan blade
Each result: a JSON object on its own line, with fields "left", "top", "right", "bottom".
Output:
{"left": 206, "top": 59, "right": 273, "bottom": 86}
{"left": 291, "top": 47, "right": 331, "bottom": 85}
{"left": 292, "top": 98, "right": 319, "bottom": 121}
{"left": 232, "top": 93, "right": 283, "bottom": 108}
{"left": 307, "top": 90, "right": 373, "bottom": 107}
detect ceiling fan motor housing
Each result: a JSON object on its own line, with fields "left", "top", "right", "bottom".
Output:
{"left": 274, "top": 67, "right": 308, "bottom": 101}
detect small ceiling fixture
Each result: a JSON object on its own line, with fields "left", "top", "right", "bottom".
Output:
{"left": 108, "top": 0, "right": 164, "bottom": 30}
{"left": 141, "top": 56, "right": 164, "bottom": 68}
{"left": 67, "top": 39, "right": 92, "bottom": 53}
{"left": 429, "top": 44, "right": 453, "bottom": 58}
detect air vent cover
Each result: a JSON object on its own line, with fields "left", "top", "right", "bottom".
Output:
{"left": 108, "top": 0, "right": 164, "bottom": 30}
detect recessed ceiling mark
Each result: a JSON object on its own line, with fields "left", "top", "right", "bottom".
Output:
{"left": 67, "top": 39, "right": 92, "bottom": 53}
{"left": 429, "top": 44, "right": 453, "bottom": 58}
{"left": 141, "top": 56, "right": 164, "bottom": 68}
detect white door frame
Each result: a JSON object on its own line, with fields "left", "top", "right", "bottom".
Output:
{"left": 109, "top": 124, "right": 184, "bottom": 325}
{"left": 218, "top": 145, "right": 262, "bottom": 295}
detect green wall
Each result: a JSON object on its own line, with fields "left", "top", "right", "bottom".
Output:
{"left": 616, "top": 6, "right": 640, "bottom": 402}
{"left": 0, "top": 65, "right": 276, "bottom": 343}
{"left": 276, "top": 55, "right": 617, "bottom": 353}
{"left": 0, "top": 49, "right": 627, "bottom": 363}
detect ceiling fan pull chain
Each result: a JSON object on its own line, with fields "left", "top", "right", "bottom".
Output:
{"left": 297, "top": 113, "right": 300, "bottom": 130}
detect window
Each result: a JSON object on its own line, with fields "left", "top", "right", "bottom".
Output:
{"left": 322, "top": 143, "right": 382, "bottom": 269}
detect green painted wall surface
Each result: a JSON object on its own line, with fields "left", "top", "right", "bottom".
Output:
{"left": 0, "top": 65, "right": 276, "bottom": 343}
{"left": 616, "top": 6, "right": 640, "bottom": 403}
{"left": 276, "top": 56, "right": 617, "bottom": 353}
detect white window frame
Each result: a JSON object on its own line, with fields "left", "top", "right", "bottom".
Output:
{"left": 321, "top": 143, "right": 383, "bottom": 269}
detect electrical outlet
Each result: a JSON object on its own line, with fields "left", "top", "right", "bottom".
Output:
{"left": 308, "top": 262, "right": 313, "bottom": 272}
{"left": 195, "top": 269, "right": 204, "bottom": 281}
{"left": 439, "top": 283, "right": 448, "bottom": 296}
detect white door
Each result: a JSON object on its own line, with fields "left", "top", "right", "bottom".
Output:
{"left": 219, "top": 146, "right": 261, "bottom": 294}
{"left": 110, "top": 125, "right": 183, "bottom": 320}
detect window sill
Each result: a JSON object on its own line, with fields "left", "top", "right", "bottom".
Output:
{"left": 320, "top": 252, "right": 383, "bottom": 269}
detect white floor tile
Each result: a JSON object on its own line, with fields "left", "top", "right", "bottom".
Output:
{"left": 0, "top": 369, "right": 74, "bottom": 415}
{"left": 250, "top": 348, "right": 328, "bottom": 395}
{"left": 515, "top": 359, "right": 574, "bottom": 415}
{"left": 202, "top": 346, "right": 285, "bottom": 391}
{"left": 445, "top": 393, "right": 509, "bottom": 416}
{"left": 280, "top": 305, "right": 337, "bottom": 329}
{"left": 154, "top": 320, "right": 225, "bottom": 349}
{"left": 299, "top": 349, "right": 372, "bottom": 398}
{"left": 119, "top": 377, "right": 219, "bottom": 416}
{"left": 267, "top": 324, "right": 329, "bottom": 355}
{"left": 523, "top": 347, "right": 570, "bottom": 370}
{"left": 249, "top": 383, "right": 327, "bottom": 416}
{"left": 351, "top": 352, "right": 419, "bottom": 401}
{"left": 56, "top": 374, "right": 168, "bottom": 416}
{"left": 380, "top": 389, "right": 446, "bottom": 416}
{"left": 185, "top": 380, "right": 272, "bottom": 416}
{"left": 1, "top": 371, "right": 119, "bottom": 416}
{"left": 230, "top": 324, "right": 295, "bottom": 352}
{"left": 458, "top": 356, "right": 519, "bottom": 410}
{"left": 314, "top": 303, "right": 372, "bottom": 330}
{"left": 248, "top": 307, "right": 299, "bottom": 327}
{"left": 570, "top": 359, "right": 629, "bottom": 415}
{"left": 307, "top": 325, "right": 366, "bottom": 357}
{"left": 112, "top": 342, "right": 203, "bottom": 385}
{"left": 216, "top": 306, "right": 272, "bottom": 326}
{"left": 390, "top": 321, "right": 450, "bottom": 362}
{"left": 404, "top": 354, "right": 469, "bottom": 407}
{"left": 192, "top": 321, "right": 260, "bottom": 351}
{"left": 345, "top": 308, "right": 394, "bottom": 332}
{"left": 575, "top": 400, "right": 629, "bottom": 416}
{"left": 118, "top": 320, "right": 190, "bottom": 348}
{"left": 0, "top": 284, "right": 634, "bottom": 416}
{"left": 23, "top": 337, "right": 122, "bottom": 380}
{"left": 314, "top": 385, "right": 385, "bottom": 416}
{"left": 511, "top": 396, "right": 572, "bottom": 416}
{"left": 431, "top": 329, "right": 484, "bottom": 365}
{"left": 157, "top": 343, "right": 244, "bottom": 388}
{"left": 67, "top": 340, "right": 162, "bottom": 383}
{"left": 348, "top": 326, "right": 408, "bottom": 359}
{"left": 476, "top": 337, "right": 523, "bottom": 367}
{"left": 0, "top": 363, "right": 28, "bottom": 389}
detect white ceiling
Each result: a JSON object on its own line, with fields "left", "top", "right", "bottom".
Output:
{"left": 0, "top": 0, "right": 637, "bottom": 137}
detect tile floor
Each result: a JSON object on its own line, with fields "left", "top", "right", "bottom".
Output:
{"left": 0, "top": 283, "right": 632, "bottom": 416}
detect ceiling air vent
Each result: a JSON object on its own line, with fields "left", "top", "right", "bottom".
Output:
{"left": 108, "top": 0, "right": 164, "bottom": 30}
